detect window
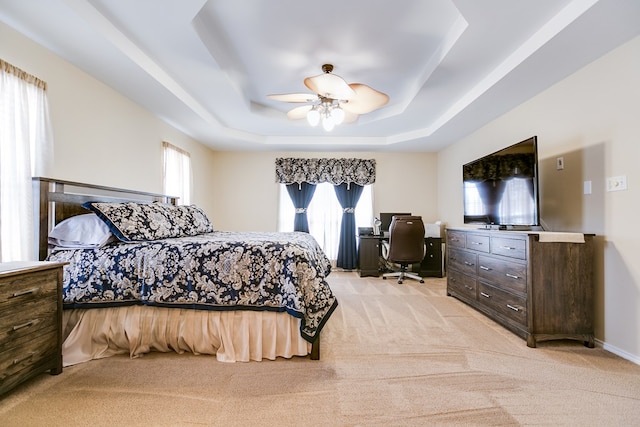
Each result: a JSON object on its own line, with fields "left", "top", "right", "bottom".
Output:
{"left": 0, "top": 60, "right": 53, "bottom": 261}
{"left": 278, "top": 183, "right": 374, "bottom": 261}
{"left": 162, "top": 141, "right": 191, "bottom": 205}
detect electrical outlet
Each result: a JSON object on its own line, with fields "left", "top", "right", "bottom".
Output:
{"left": 606, "top": 175, "right": 627, "bottom": 192}
{"left": 556, "top": 157, "right": 564, "bottom": 170}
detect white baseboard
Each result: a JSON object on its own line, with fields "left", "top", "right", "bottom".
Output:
{"left": 598, "top": 339, "right": 640, "bottom": 365}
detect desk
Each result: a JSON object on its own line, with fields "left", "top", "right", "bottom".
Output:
{"left": 358, "top": 235, "right": 443, "bottom": 278}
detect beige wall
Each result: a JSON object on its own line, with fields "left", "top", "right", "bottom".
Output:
{"left": 438, "top": 35, "right": 640, "bottom": 362}
{"left": 209, "top": 151, "right": 438, "bottom": 232}
{"left": 0, "top": 22, "right": 217, "bottom": 216}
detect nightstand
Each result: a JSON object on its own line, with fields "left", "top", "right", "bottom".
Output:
{"left": 0, "top": 261, "right": 66, "bottom": 396}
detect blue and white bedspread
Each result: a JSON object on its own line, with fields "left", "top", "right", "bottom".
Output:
{"left": 47, "top": 231, "right": 337, "bottom": 342}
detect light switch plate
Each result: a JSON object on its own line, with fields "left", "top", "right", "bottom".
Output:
{"left": 556, "top": 157, "right": 564, "bottom": 170}
{"left": 606, "top": 175, "right": 627, "bottom": 192}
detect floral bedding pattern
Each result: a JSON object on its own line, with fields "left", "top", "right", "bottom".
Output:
{"left": 47, "top": 231, "right": 337, "bottom": 342}
{"left": 83, "top": 201, "right": 214, "bottom": 242}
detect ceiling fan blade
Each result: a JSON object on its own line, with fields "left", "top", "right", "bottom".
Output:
{"left": 267, "top": 93, "right": 318, "bottom": 103}
{"left": 341, "top": 110, "right": 359, "bottom": 124}
{"left": 341, "top": 83, "right": 389, "bottom": 114}
{"left": 287, "top": 104, "right": 313, "bottom": 120}
{"left": 304, "top": 73, "right": 356, "bottom": 100}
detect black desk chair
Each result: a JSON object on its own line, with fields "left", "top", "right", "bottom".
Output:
{"left": 382, "top": 215, "right": 425, "bottom": 284}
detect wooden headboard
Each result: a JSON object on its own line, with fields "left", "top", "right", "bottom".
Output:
{"left": 33, "top": 177, "right": 179, "bottom": 261}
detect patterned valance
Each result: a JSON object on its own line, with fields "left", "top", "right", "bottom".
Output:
{"left": 463, "top": 153, "right": 535, "bottom": 181}
{"left": 275, "top": 158, "right": 376, "bottom": 185}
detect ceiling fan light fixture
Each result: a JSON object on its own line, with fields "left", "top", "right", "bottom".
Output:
{"left": 268, "top": 64, "right": 388, "bottom": 131}
{"left": 331, "top": 105, "right": 345, "bottom": 125}
{"left": 322, "top": 114, "right": 336, "bottom": 131}
{"left": 306, "top": 107, "right": 320, "bottom": 126}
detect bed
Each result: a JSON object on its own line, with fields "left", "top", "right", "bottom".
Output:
{"left": 33, "top": 177, "right": 337, "bottom": 366}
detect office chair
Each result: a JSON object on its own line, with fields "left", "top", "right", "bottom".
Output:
{"left": 382, "top": 215, "right": 425, "bottom": 284}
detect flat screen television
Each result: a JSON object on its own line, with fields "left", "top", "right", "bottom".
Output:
{"left": 463, "top": 136, "right": 540, "bottom": 228}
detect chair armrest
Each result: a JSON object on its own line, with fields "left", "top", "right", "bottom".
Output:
{"left": 381, "top": 241, "right": 390, "bottom": 259}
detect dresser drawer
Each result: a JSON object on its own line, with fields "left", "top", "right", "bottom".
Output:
{"left": 0, "top": 329, "right": 58, "bottom": 389}
{"left": 491, "top": 236, "right": 527, "bottom": 260}
{"left": 0, "top": 269, "right": 58, "bottom": 307}
{"left": 466, "top": 234, "right": 490, "bottom": 253}
{"left": 448, "top": 248, "right": 477, "bottom": 276}
{"left": 478, "top": 255, "right": 527, "bottom": 296}
{"left": 0, "top": 294, "right": 57, "bottom": 347}
{"left": 448, "top": 270, "right": 477, "bottom": 300}
{"left": 447, "top": 231, "right": 466, "bottom": 249}
{"left": 425, "top": 239, "right": 441, "bottom": 254}
{"left": 478, "top": 282, "right": 527, "bottom": 326}
{"left": 422, "top": 240, "right": 441, "bottom": 268}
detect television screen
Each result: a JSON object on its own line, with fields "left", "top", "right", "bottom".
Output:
{"left": 463, "top": 136, "right": 539, "bottom": 227}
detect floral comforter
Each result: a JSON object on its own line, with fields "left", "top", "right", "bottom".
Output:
{"left": 48, "top": 231, "right": 337, "bottom": 342}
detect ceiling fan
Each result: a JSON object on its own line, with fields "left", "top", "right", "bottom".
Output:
{"left": 267, "top": 64, "right": 389, "bottom": 131}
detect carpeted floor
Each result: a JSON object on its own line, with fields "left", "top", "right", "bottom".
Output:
{"left": 1, "top": 271, "right": 639, "bottom": 426}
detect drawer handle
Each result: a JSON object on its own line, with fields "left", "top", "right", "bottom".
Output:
{"left": 451, "top": 238, "right": 460, "bottom": 242}
{"left": 464, "top": 261, "right": 474, "bottom": 266}
{"left": 479, "top": 266, "right": 490, "bottom": 271}
{"left": 506, "top": 273, "right": 520, "bottom": 279}
{"left": 464, "top": 285, "right": 474, "bottom": 291}
{"left": 507, "top": 304, "right": 520, "bottom": 312}
{"left": 502, "top": 246, "right": 516, "bottom": 250}
{"left": 11, "top": 287, "right": 40, "bottom": 298}
{"left": 470, "top": 241, "right": 483, "bottom": 246}
{"left": 13, "top": 352, "right": 36, "bottom": 365}
{"left": 12, "top": 320, "right": 36, "bottom": 331}
{"left": 480, "top": 292, "right": 491, "bottom": 298}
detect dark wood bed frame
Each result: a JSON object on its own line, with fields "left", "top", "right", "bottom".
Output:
{"left": 32, "top": 177, "right": 320, "bottom": 360}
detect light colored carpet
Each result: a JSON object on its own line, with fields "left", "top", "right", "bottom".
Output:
{"left": 1, "top": 272, "right": 639, "bottom": 426}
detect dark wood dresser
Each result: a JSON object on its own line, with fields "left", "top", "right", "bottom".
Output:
{"left": 0, "top": 261, "right": 66, "bottom": 396}
{"left": 446, "top": 228, "right": 594, "bottom": 348}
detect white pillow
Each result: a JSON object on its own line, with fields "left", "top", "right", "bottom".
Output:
{"left": 48, "top": 213, "right": 115, "bottom": 249}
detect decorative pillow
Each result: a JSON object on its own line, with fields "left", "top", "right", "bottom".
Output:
{"left": 82, "top": 201, "right": 214, "bottom": 242}
{"left": 48, "top": 213, "right": 115, "bottom": 249}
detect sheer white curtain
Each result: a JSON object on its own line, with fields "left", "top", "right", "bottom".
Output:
{"left": 278, "top": 183, "right": 374, "bottom": 261}
{"left": 0, "top": 60, "right": 53, "bottom": 262}
{"left": 162, "top": 141, "right": 191, "bottom": 205}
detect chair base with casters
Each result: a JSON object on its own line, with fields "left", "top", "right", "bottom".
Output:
{"left": 382, "top": 264, "right": 424, "bottom": 284}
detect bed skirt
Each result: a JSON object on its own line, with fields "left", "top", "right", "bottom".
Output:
{"left": 62, "top": 306, "right": 312, "bottom": 366}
